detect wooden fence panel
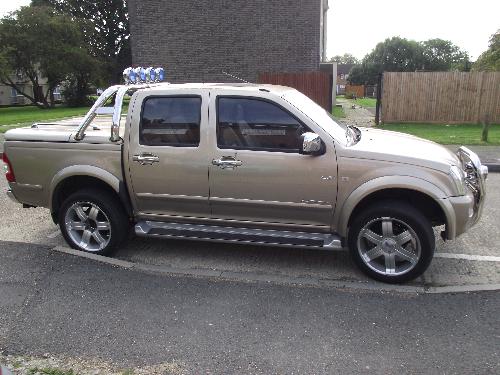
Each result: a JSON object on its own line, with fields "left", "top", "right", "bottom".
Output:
{"left": 258, "top": 71, "right": 332, "bottom": 112}
{"left": 345, "top": 85, "right": 364, "bottom": 98}
{"left": 381, "top": 72, "right": 500, "bottom": 123}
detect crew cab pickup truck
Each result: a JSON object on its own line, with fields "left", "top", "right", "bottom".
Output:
{"left": 2, "top": 81, "right": 488, "bottom": 283}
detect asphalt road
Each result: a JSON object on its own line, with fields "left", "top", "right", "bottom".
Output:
{"left": 1, "top": 242, "right": 499, "bottom": 374}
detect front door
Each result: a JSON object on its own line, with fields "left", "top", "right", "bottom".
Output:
{"left": 127, "top": 91, "right": 210, "bottom": 218}
{"left": 208, "top": 95, "right": 338, "bottom": 230}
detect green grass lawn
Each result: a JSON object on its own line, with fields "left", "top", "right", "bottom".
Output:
{"left": 353, "top": 97, "right": 376, "bottom": 108}
{"left": 0, "top": 105, "right": 90, "bottom": 127}
{"left": 332, "top": 106, "right": 346, "bottom": 118}
{"left": 336, "top": 95, "right": 376, "bottom": 108}
{"left": 378, "top": 123, "right": 500, "bottom": 145}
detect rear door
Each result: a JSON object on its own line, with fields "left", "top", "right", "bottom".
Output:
{"left": 208, "top": 93, "right": 338, "bottom": 230}
{"left": 127, "top": 89, "right": 210, "bottom": 218}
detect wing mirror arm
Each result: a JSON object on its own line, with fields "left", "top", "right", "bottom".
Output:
{"left": 299, "top": 132, "right": 325, "bottom": 156}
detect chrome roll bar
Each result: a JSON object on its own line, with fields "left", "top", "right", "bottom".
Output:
{"left": 73, "top": 84, "right": 148, "bottom": 142}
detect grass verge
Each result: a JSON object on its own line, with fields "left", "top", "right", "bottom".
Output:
{"left": 377, "top": 123, "right": 500, "bottom": 145}
{"left": 0, "top": 106, "right": 90, "bottom": 126}
{"left": 336, "top": 95, "right": 376, "bottom": 108}
{"left": 332, "top": 106, "right": 346, "bottom": 118}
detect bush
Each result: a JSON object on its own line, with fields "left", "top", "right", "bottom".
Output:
{"left": 345, "top": 92, "right": 356, "bottom": 99}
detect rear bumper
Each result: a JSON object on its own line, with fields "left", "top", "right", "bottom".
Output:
{"left": 6, "top": 188, "right": 20, "bottom": 204}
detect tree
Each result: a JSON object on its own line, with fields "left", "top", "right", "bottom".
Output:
{"left": 329, "top": 53, "right": 359, "bottom": 65}
{"left": 348, "top": 37, "right": 424, "bottom": 85}
{"left": 473, "top": 30, "right": 500, "bottom": 71}
{"left": 0, "top": 6, "right": 97, "bottom": 108}
{"left": 32, "top": 0, "right": 131, "bottom": 84}
{"left": 348, "top": 37, "right": 472, "bottom": 85}
{"left": 421, "top": 38, "right": 470, "bottom": 71}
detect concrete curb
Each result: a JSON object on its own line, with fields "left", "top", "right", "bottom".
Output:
{"left": 51, "top": 246, "right": 500, "bottom": 295}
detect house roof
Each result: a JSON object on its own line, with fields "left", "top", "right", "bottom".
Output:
{"left": 337, "top": 64, "right": 355, "bottom": 75}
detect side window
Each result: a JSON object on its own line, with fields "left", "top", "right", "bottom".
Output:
{"left": 217, "top": 97, "right": 308, "bottom": 152}
{"left": 140, "top": 96, "right": 201, "bottom": 146}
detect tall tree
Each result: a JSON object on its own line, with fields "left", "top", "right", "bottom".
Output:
{"left": 0, "top": 6, "right": 96, "bottom": 108}
{"left": 329, "top": 53, "right": 359, "bottom": 64}
{"left": 421, "top": 38, "right": 470, "bottom": 71}
{"left": 473, "top": 30, "right": 500, "bottom": 71}
{"left": 348, "top": 37, "right": 424, "bottom": 85}
{"left": 32, "top": 0, "right": 131, "bottom": 84}
{"left": 348, "top": 37, "right": 472, "bottom": 85}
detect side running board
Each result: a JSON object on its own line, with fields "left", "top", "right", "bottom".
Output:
{"left": 135, "top": 221, "right": 342, "bottom": 250}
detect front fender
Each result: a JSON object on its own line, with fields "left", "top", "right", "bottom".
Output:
{"left": 334, "top": 175, "right": 456, "bottom": 239}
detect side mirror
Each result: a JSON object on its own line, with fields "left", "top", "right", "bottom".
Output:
{"left": 299, "top": 132, "right": 325, "bottom": 156}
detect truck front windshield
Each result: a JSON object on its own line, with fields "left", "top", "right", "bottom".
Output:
{"left": 282, "top": 90, "right": 347, "bottom": 144}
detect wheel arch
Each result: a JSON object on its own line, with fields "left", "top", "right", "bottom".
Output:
{"left": 335, "top": 176, "right": 455, "bottom": 240}
{"left": 50, "top": 166, "right": 132, "bottom": 223}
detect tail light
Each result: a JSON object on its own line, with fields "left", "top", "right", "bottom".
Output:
{"left": 1, "top": 152, "right": 16, "bottom": 183}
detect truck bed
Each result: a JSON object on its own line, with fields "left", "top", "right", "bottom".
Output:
{"left": 4, "top": 118, "right": 123, "bottom": 209}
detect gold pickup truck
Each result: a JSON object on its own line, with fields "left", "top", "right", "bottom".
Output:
{"left": 1, "top": 71, "right": 488, "bottom": 283}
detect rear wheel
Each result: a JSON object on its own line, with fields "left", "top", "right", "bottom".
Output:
{"left": 59, "top": 189, "right": 129, "bottom": 255}
{"left": 348, "top": 201, "right": 435, "bottom": 283}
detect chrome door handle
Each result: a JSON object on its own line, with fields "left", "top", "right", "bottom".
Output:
{"left": 133, "top": 153, "right": 159, "bottom": 165}
{"left": 212, "top": 157, "right": 243, "bottom": 169}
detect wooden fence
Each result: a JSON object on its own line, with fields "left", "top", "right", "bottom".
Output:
{"left": 345, "top": 85, "right": 364, "bottom": 98}
{"left": 258, "top": 71, "right": 332, "bottom": 112}
{"left": 381, "top": 72, "right": 500, "bottom": 124}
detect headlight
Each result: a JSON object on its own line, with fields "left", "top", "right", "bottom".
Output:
{"left": 449, "top": 165, "right": 466, "bottom": 196}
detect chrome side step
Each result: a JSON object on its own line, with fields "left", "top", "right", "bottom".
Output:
{"left": 135, "top": 221, "right": 342, "bottom": 250}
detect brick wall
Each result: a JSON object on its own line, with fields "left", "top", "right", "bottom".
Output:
{"left": 128, "top": 0, "right": 322, "bottom": 83}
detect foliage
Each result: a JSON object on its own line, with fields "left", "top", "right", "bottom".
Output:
{"left": 421, "top": 39, "right": 470, "bottom": 71}
{"left": 348, "top": 37, "right": 470, "bottom": 85}
{"left": 329, "top": 53, "right": 359, "bottom": 64}
{"left": 32, "top": 0, "right": 131, "bottom": 84}
{"left": 473, "top": 30, "right": 500, "bottom": 71}
{"left": 0, "top": 6, "right": 97, "bottom": 108}
{"left": 378, "top": 123, "right": 500, "bottom": 145}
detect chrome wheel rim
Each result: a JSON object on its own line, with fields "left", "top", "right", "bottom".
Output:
{"left": 64, "top": 201, "right": 111, "bottom": 252}
{"left": 357, "top": 217, "right": 421, "bottom": 277}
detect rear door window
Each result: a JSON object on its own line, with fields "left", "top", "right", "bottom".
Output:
{"left": 140, "top": 96, "right": 201, "bottom": 146}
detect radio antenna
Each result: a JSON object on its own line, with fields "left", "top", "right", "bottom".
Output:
{"left": 221, "top": 70, "right": 250, "bottom": 84}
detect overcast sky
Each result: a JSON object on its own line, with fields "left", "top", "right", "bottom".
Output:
{"left": 1, "top": 0, "right": 498, "bottom": 60}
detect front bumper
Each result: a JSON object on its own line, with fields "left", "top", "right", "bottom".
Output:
{"left": 6, "top": 188, "right": 20, "bottom": 204}
{"left": 450, "top": 147, "right": 488, "bottom": 238}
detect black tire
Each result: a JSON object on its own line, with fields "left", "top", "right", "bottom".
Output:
{"left": 59, "top": 188, "right": 129, "bottom": 256}
{"left": 348, "top": 200, "right": 435, "bottom": 284}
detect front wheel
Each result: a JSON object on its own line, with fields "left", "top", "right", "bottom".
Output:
{"left": 348, "top": 201, "right": 435, "bottom": 283}
{"left": 59, "top": 189, "right": 129, "bottom": 255}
